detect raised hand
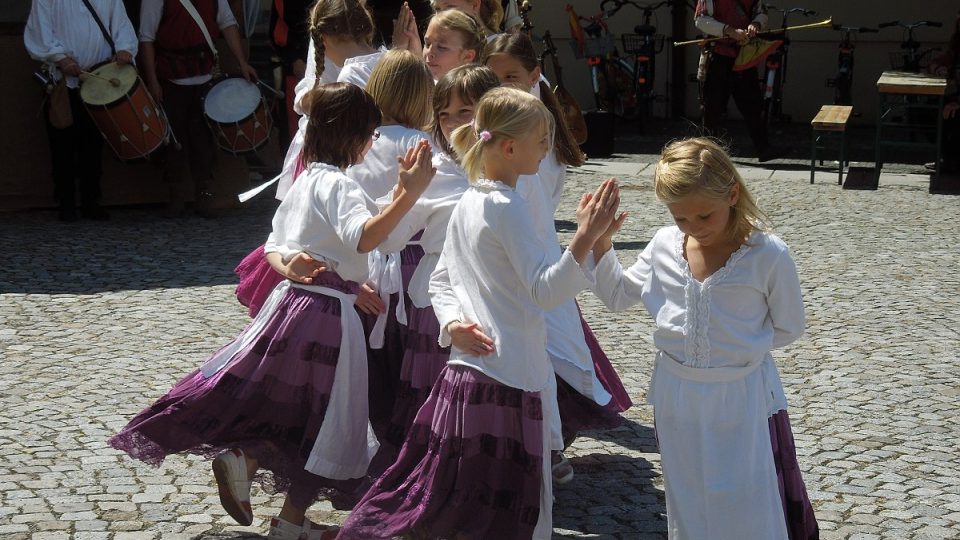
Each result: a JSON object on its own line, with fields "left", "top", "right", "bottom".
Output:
{"left": 392, "top": 2, "right": 422, "bottom": 56}
{"left": 397, "top": 139, "right": 436, "bottom": 197}
{"left": 576, "top": 178, "right": 621, "bottom": 243}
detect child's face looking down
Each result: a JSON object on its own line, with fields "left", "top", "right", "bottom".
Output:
{"left": 509, "top": 120, "right": 550, "bottom": 176}
{"left": 666, "top": 188, "right": 740, "bottom": 247}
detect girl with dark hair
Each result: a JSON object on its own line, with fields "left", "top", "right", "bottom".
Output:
{"left": 109, "top": 83, "right": 436, "bottom": 540}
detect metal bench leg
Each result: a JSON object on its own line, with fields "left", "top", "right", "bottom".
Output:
{"left": 839, "top": 130, "right": 846, "bottom": 185}
{"left": 810, "top": 130, "right": 817, "bottom": 184}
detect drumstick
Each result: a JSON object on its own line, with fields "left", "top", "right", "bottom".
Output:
{"left": 80, "top": 71, "right": 121, "bottom": 87}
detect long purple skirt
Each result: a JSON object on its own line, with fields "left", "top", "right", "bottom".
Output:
{"left": 555, "top": 308, "right": 634, "bottom": 445}
{"left": 108, "top": 272, "right": 364, "bottom": 509}
{"left": 384, "top": 302, "right": 451, "bottom": 451}
{"left": 769, "top": 410, "right": 819, "bottom": 539}
{"left": 234, "top": 245, "right": 284, "bottom": 318}
{"left": 363, "top": 240, "right": 424, "bottom": 443}
{"left": 337, "top": 365, "right": 545, "bottom": 540}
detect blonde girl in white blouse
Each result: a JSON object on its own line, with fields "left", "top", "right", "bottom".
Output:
{"left": 338, "top": 87, "right": 621, "bottom": 539}
{"left": 588, "top": 137, "right": 819, "bottom": 540}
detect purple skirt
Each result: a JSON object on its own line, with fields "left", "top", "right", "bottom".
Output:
{"left": 555, "top": 308, "right": 634, "bottom": 445}
{"left": 363, "top": 240, "right": 425, "bottom": 441}
{"left": 338, "top": 365, "right": 545, "bottom": 540}
{"left": 234, "top": 245, "right": 285, "bottom": 318}
{"left": 109, "top": 272, "right": 364, "bottom": 509}
{"left": 384, "top": 302, "right": 451, "bottom": 450}
{"left": 769, "top": 410, "right": 819, "bottom": 539}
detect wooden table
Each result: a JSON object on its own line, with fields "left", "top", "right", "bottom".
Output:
{"left": 875, "top": 71, "right": 949, "bottom": 191}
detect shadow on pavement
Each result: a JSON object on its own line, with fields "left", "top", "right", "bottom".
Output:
{"left": 0, "top": 199, "right": 278, "bottom": 295}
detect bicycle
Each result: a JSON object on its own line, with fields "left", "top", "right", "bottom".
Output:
{"left": 568, "top": 0, "right": 669, "bottom": 121}
{"left": 878, "top": 20, "right": 943, "bottom": 73}
{"left": 761, "top": 4, "right": 816, "bottom": 127}
{"left": 825, "top": 24, "right": 878, "bottom": 112}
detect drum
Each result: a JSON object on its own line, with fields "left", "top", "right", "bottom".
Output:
{"left": 203, "top": 77, "right": 272, "bottom": 154}
{"left": 80, "top": 62, "right": 169, "bottom": 160}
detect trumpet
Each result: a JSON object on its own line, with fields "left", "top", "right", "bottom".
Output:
{"left": 674, "top": 17, "right": 833, "bottom": 47}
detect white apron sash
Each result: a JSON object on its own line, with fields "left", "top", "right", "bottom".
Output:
{"left": 366, "top": 250, "right": 408, "bottom": 349}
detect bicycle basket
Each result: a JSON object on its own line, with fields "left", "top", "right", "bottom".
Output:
{"left": 621, "top": 33, "right": 665, "bottom": 55}
{"left": 570, "top": 34, "right": 617, "bottom": 59}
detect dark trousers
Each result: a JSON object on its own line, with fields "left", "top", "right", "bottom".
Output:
{"left": 944, "top": 111, "right": 959, "bottom": 173}
{"left": 44, "top": 88, "right": 105, "bottom": 209}
{"left": 702, "top": 53, "right": 768, "bottom": 154}
{"left": 161, "top": 81, "right": 215, "bottom": 201}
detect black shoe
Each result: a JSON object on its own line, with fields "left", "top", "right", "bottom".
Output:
{"left": 924, "top": 161, "right": 938, "bottom": 172}
{"left": 58, "top": 207, "right": 79, "bottom": 222}
{"left": 80, "top": 204, "right": 110, "bottom": 220}
{"left": 194, "top": 191, "right": 222, "bottom": 219}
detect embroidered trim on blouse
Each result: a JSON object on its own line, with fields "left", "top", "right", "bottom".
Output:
{"left": 473, "top": 179, "right": 513, "bottom": 192}
{"left": 674, "top": 229, "right": 755, "bottom": 368}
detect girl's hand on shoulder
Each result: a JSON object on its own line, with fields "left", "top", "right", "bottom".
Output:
{"left": 284, "top": 252, "right": 327, "bottom": 284}
{"left": 355, "top": 283, "right": 386, "bottom": 315}
{"left": 397, "top": 139, "right": 436, "bottom": 197}
{"left": 448, "top": 321, "right": 495, "bottom": 356}
{"left": 576, "top": 178, "right": 621, "bottom": 243}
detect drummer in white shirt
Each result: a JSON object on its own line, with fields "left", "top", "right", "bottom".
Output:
{"left": 24, "top": 0, "right": 138, "bottom": 221}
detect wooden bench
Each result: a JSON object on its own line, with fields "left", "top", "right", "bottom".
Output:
{"left": 810, "top": 105, "right": 853, "bottom": 185}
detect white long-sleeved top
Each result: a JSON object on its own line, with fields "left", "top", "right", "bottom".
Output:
{"left": 270, "top": 162, "right": 378, "bottom": 284}
{"left": 591, "top": 226, "right": 804, "bottom": 369}
{"left": 24, "top": 0, "right": 138, "bottom": 89}
{"left": 337, "top": 49, "right": 387, "bottom": 88}
{"left": 139, "top": 0, "right": 238, "bottom": 86}
{"left": 380, "top": 150, "right": 470, "bottom": 308}
{"left": 429, "top": 179, "right": 592, "bottom": 392}
{"left": 347, "top": 125, "right": 430, "bottom": 201}
{"left": 589, "top": 225, "right": 802, "bottom": 539}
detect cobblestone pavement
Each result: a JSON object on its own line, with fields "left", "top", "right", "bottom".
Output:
{"left": 1, "top": 156, "right": 958, "bottom": 539}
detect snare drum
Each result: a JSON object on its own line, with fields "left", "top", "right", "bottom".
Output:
{"left": 203, "top": 77, "right": 272, "bottom": 154}
{"left": 80, "top": 62, "right": 169, "bottom": 160}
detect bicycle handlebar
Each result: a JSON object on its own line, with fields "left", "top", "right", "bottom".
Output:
{"left": 766, "top": 5, "right": 816, "bottom": 16}
{"left": 879, "top": 20, "right": 944, "bottom": 30}
{"left": 599, "top": 0, "right": 669, "bottom": 18}
{"left": 831, "top": 24, "right": 879, "bottom": 34}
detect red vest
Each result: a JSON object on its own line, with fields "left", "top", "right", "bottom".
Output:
{"left": 155, "top": 0, "right": 222, "bottom": 80}
{"left": 712, "top": 0, "right": 759, "bottom": 59}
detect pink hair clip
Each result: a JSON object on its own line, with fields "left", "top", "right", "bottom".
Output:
{"left": 479, "top": 130, "right": 492, "bottom": 142}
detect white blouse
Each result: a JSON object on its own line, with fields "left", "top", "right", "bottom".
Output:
{"left": 591, "top": 226, "right": 805, "bottom": 369}
{"left": 429, "top": 179, "right": 592, "bottom": 392}
{"left": 337, "top": 49, "right": 387, "bottom": 88}
{"left": 294, "top": 38, "right": 341, "bottom": 115}
{"left": 24, "top": 0, "right": 139, "bottom": 89}
{"left": 346, "top": 125, "right": 431, "bottom": 201}
{"left": 381, "top": 150, "right": 470, "bottom": 308}
{"left": 270, "top": 162, "right": 377, "bottom": 284}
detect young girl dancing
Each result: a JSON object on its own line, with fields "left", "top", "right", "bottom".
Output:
{"left": 483, "top": 32, "right": 632, "bottom": 482}
{"left": 588, "top": 137, "right": 818, "bottom": 539}
{"left": 377, "top": 64, "right": 501, "bottom": 451}
{"left": 341, "top": 49, "right": 435, "bottom": 439}
{"left": 235, "top": 0, "right": 379, "bottom": 318}
{"left": 337, "top": 87, "right": 621, "bottom": 540}
{"left": 109, "top": 83, "right": 436, "bottom": 540}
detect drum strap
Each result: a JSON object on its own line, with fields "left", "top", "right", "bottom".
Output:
{"left": 80, "top": 0, "right": 117, "bottom": 57}
{"left": 177, "top": 0, "right": 220, "bottom": 61}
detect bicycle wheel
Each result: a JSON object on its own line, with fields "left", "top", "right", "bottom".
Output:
{"left": 602, "top": 59, "right": 640, "bottom": 120}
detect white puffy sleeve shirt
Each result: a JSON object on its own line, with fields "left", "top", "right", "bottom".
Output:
{"left": 429, "top": 180, "right": 592, "bottom": 391}
{"left": 380, "top": 151, "right": 469, "bottom": 308}
{"left": 591, "top": 226, "right": 804, "bottom": 369}
{"left": 346, "top": 125, "right": 431, "bottom": 201}
{"left": 24, "top": 0, "right": 138, "bottom": 88}
{"left": 270, "top": 163, "right": 377, "bottom": 284}
{"left": 336, "top": 49, "right": 387, "bottom": 88}
{"left": 294, "top": 38, "right": 341, "bottom": 114}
